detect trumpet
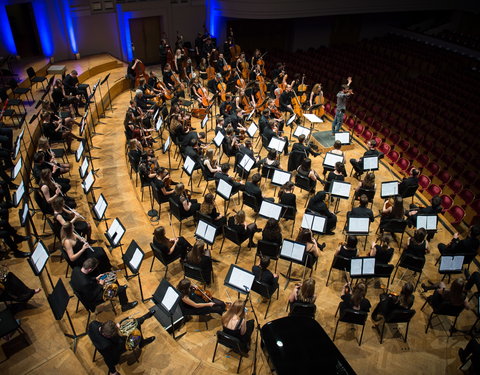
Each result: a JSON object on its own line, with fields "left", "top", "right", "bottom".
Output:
{"left": 119, "top": 316, "right": 143, "bottom": 351}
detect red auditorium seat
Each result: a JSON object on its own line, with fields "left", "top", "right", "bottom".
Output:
{"left": 379, "top": 126, "right": 391, "bottom": 140}
{"left": 418, "top": 175, "right": 431, "bottom": 192}
{"left": 398, "top": 139, "right": 410, "bottom": 152}
{"left": 465, "top": 200, "right": 480, "bottom": 225}
{"left": 424, "top": 184, "right": 442, "bottom": 200}
{"left": 379, "top": 142, "right": 391, "bottom": 155}
{"left": 413, "top": 152, "right": 428, "bottom": 169}
{"left": 353, "top": 123, "right": 364, "bottom": 136}
{"left": 361, "top": 129, "right": 373, "bottom": 142}
{"left": 386, "top": 150, "right": 400, "bottom": 165}
{"left": 425, "top": 161, "right": 440, "bottom": 177}
{"left": 395, "top": 157, "right": 410, "bottom": 173}
{"left": 371, "top": 121, "right": 382, "bottom": 133}
{"left": 440, "top": 195, "right": 454, "bottom": 210}
{"left": 388, "top": 133, "right": 400, "bottom": 145}
{"left": 457, "top": 189, "right": 475, "bottom": 207}
{"left": 346, "top": 117, "right": 355, "bottom": 130}
{"left": 464, "top": 170, "right": 478, "bottom": 186}
{"left": 373, "top": 136, "right": 382, "bottom": 148}
{"left": 432, "top": 169, "right": 452, "bottom": 187}
{"left": 446, "top": 205, "right": 465, "bottom": 225}
{"left": 444, "top": 179, "right": 463, "bottom": 197}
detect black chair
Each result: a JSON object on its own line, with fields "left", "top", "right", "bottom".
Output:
{"left": 333, "top": 306, "right": 368, "bottom": 346}
{"left": 261, "top": 164, "right": 276, "bottom": 182}
{"left": 287, "top": 150, "right": 305, "bottom": 172}
{"left": 295, "top": 173, "right": 315, "bottom": 206}
{"left": 241, "top": 190, "right": 260, "bottom": 213}
{"left": 199, "top": 163, "right": 216, "bottom": 195}
{"left": 421, "top": 297, "right": 465, "bottom": 336}
{"left": 149, "top": 242, "right": 181, "bottom": 278}
{"left": 219, "top": 225, "right": 249, "bottom": 264}
{"left": 0, "top": 87, "right": 25, "bottom": 113}
{"left": 392, "top": 253, "right": 425, "bottom": 291}
{"left": 33, "top": 189, "right": 51, "bottom": 231}
{"left": 378, "top": 219, "right": 408, "bottom": 249}
{"left": 138, "top": 174, "right": 152, "bottom": 202}
{"left": 255, "top": 240, "right": 281, "bottom": 272}
{"left": 400, "top": 184, "right": 418, "bottom": 203}
{"left": 212, "top": 331, "right": 249, "bottom": 373}
{"left": 183, "top": 262, "right": 213, "bottom": 286}
{"left": 8, "top": 78, "right": 34, "bottom": 104}
{"left": 280, "top": 204, "right": 297, "bottom": 236}
{"left": 151, "top": 183, "right": 169, "bottom": 213}
{"left": 376, "top": 309, "right": 416, "bottom": 344}
{"left": 352, "top": 187, "right": 376, "bottom": 208}
{"left": 127, "top": 153, "right": 139, "bottom": 184}
{"left": 288, "top": 301, "right": 316, "bottom": 319}
{"left": 325, "top": 255, "right": 351, "bottom": 286}
{"left": 373, "top": 263, "right": 394, "bottom": 290}
{"left": 60, "top": 246, "right": 76, "bottom": 278}
{"left": 45, "top": 217, "right": 61, "bottom": 252}
{"left": 168, "top": 198, "right": 189, "bottom": 235}
{"left": 251, "top": 279, "right": 279, "bottom": 319}
{"left": 0, "top": 308, "right": 29, "bottom": 346}
{"left": 26, "top": 67, "right": 47, "bottom": 91}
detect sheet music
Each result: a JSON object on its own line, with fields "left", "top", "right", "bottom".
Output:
{"left": 201, "top": 115, "right": 209, "bottom": 129}
{"left": 281, "top": 240, "right": 305, "bottom": 262}
{"left": 363, "top": 258, "right": 375, "bottom": 275}
{"left": 130, "top": 248, "right": 143, "bottom": 271}
{"left": 14, "top": 181, "right": 24, "bottom": 207}
{"left": 32, "top": 241, "right": 49, "bottom": 274}
{"left": 440, "top": 256, "right": 464, "bottom": 272}
{"left": 293, "top": 125, "right": 311, "bottom": 138}
{"left": 21, "top": 203, "right": 29, "bottom": 226}
{"left": 303, "top": 113, "right": 323, "bottom": 123}
{"left": 348, "top": 217, "right": 370, "bottom": 233}
{"left": 301, "top": 213, "right": 314, "bottom": 230}
{"left": 213, "top": 131, "right": 225, "bottom": 147}
{"left": 217, "top": 178, "right": 232, "bottom": 199}
{"left": 350, "top": 258, "right": 362, "bottom": 276}
{"left": 107, "top": 219, "right": 125, "bottom": 245}
{"left": 247, "top": 122, "right": 258, "bottom": 138}
{"left": 156, "top": 116, "right": 163, "bottom": 131}
{"left": 268, "top": 137, "right": 286, "bottom": 152}
{"left": 312, "top": 216, "right": 326, "bottom": 233}
{"left": 335, "top": 132, "right": 350, "bottom": 145}
{"left": 76, "top": 141, "right": 84, "bottom": 162}
{"left": 363, "top": 156, "right": 378, "bottom": 170}
{"left": 239, "top": 154, "right": 255, "bottom": 172}
{"left": 14, "top": 133, "right": 22, "bottom": 159}
{"left": 330, "top": 181, "right": 351, "bottom": 198}
{"left": 79, "top": 117, "right": 86, "bottom": 136}
{"left": 12, "top": 158, "right": 22, "bottom": 179}
{"left": 183, "top": 156, "right": 195, "bottom": 175}
{"left": 323, "top": 152, "right": 344, "bottom": 168}
{"left": 381, "top": 181, "right": 398, "bottom": 198}
{"left": 163, "top": 136, "right": 171, "bottom": 153}
{"left": 259, "top": 200, "right": 282, "bottom": 220}
{"left": 82, "top": 170, "right": 94, "bottom": 193}
{"left": 162, "top": 286, "right": 179, "bottom": 311}
{"left": 195, "top": 220, "right": 216, "bottom": 243}
{"left": 287, "top": 114, "right": 296, "bottom": 126}
{"left": 271, "top": 170, "right": 291, "bottom": 186}
{"left": 80, "top": 157, "right": 89, "bottom": 178}
{"left": 417, "top": 215, "right": 437, "bottom": 231}
{"left": 94, "top": 195, "right": 107, "bottom": 219}
{"left": 229, "top": 267, "right": 255, "bottom": 292}
{"left": 154, "top": 108, "right": 160, "bottom": 121}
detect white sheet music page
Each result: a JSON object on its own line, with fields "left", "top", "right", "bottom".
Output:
{"left": 163, "top": 136, "right": 171, "bottom": 153}
{"left": 76, "top": 141, "right": 84, "bottom": 161}
{"left": 32, "top": 242, "right": 48, "bottom": 273}
{"left": 239, "top": 154, "right": 254, "bottom": 172}
{"left": 259, "top": 200, "right": 282, "bottom": 220}
{"left": 156, "top": 116, "right": 163, "bottom": 131}
{"left": 94, "top": 196, "right": 107, "bottom": 219}
{"left": 247, "top": 122, "right": 258, "bottom": 137}
{"left": 196, "top": 220, "right": 207, "bottom": 238}
{"left": 350, "top": 258, "right": 362, "bottom": 276}
{"left": 291, "top": 243, "right": 305, "bottom": 262}
{"left": 205, "top": 224, "right": 216, "bottom": 243}
{"left": 272, "top": 170, "right": 291, "bottom": 186}
{"left": 349, "top": 217, "right": 369, "bottom": 233}
{"left": 301, "top": 213, "right": 314, "bottom": 230}
{"left": 381, "top": 181, "right": 398, "bottom": 197}
{"left": 130, "top": 248, "right": 143, "bottom": 270}
{"left": 213, "top": 131, "right": 225, "bottom": 147}
{"left": 201, "top": 115, "right": 209, "bottom": 129}
{"left": 294, "top": 125, "right": 310, "bottom": 138}
{"left": 12, "top": 158, "right": 22, "bottom": 179}
{"left": 331, "top": 181, "right": 351, "bottom": 198}
{"left": 80, "top": 157, "right": 89, "bottom": 178}
{"left": 14, "top": 181, "right": 24, "bottom": 207}
{"left": 183, "top": 156, "right": 195, "bottom": 175}
{"left": 324, "top": 152, "right": 344, "bottom": 167}
{"left": 426, "top": 215, "right": 437, "bottom": 230}
{"left": 162, "top": 286, "right": 178, "bottom": 311}
{"left": 229, "top": 267, "right": 255, "bottom": 292}
{"left": 303, "top": 113, "right": 323, "bottom": 123}
{"left": 312, "top": 216, "right": 326, "bottom": 233}
{"left": 217, "top": 178, "right": 232, "bottom": 199}
{"left": 268, "top": 137, "right": 285, "bottom": 152}
{"left": 281, "top": 240, "right": 294, "bottom": 259}
{"left": 83, "top": 171, "right": 94, "bottom": 193}
{"left": 416, "top": 216, "right": 427, "bottom": 230}
{"left": 335, "top": 132, "right": 350, "bottom": 144}
{"left": 287, "top": 114, "right": 296, "bottom": 125}
{"left": 363, "top": 156, "right": 378, "bottom": 170}
{"left": 452, "top": 255, "right": 464, "bottom": 271}
{"left": 363, "top": 258, "right": 375, "bottom": 275}
{"left": 440, "top": 256, "right": 453, "bottom": 271}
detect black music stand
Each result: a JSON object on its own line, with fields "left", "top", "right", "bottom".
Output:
{"left": 48, "top": 278, "right": 86, "bottom": 352}
{"left": 163, "top": 135, "right": 177, "bottom": 171}
{"left": 150, "top": 279, "right": 185, "bottom": 339}
{"left": 122, "top": 240, "right": 149, "bottom": 302}
{"left": 215, "top": 178, "right": 234, "bottom": 214}
{"left": 19, "top": 202, "right": 45, "bottom": 240}
{"left": 28, "top": 240, "right": 54, "bottom": 289}
{"left": 224, "top": 264, "right": 255, "bottom": 299}
{"left": 101, "top": 73, "right": 114, "bottom": 113}
{"left": 279, "top": 239, "right": 308, "bottom": 290}
{"left": 92, "top": 193, "right": 110, "bottom": 231}
{"left": 104, "top": 217, "right": 126, "bottom": 256}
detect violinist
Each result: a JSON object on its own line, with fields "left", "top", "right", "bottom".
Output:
{"left": 177, "top": 278, "right": 226, "bottom": 317}
{"left": 221, "top": 300, "right": 254, "bottom": 352}
{"left": 263, "top": 120, "right": 289, "bottom": 155}
{"left": 224, "top": 126, "right": 240, "bottom": 156}
{"left": 51, "top": 79, "right": 81, "bottom": 117}
{"left": 137, "top": 154, "right": 157, "bottom": 184}
{"left": 260, "top": 149, "right": 281, "bottom": 170}
{"left": 214, "top": 163, "right": 245, "bottom": 196}
{"left": 200, "top": 193, "right": 227, "bottom": 228}
{"left": 239, "top": 139, "right": 258, "bottom": 164}
{"left": 224, "top": 108, "right": 246, "bottom": 134}
{"left": 258, "top": 109, "right": 270, "bottom": 134}
{"left": 198, "top": 58, "right": 208, "bottom": 81}
{"left": 203, "top": 149, "right": 221, "bottom": 178}
{"left": 307, "top": 191, "right": 337, "bottom": 235}
{"left": 186, "top": 240, "right": 214, "bottom": 285}
{"left": 162, "top": 63, "right": 175, "bottom": 90}
{"left": 220, "top": 94, "right": 234, "bottom": 117}
{"left": 172, "top": 183, "right": 200, "bottom": 218}
{"left": 134, "top": 90, "right": 155, "bottom": 112}
{"left": 153, "top": 226, "right": 192, "bottom": 262}
{"left": 201, "top": 38, "right": 214, "bottom": 60}
{"left": 183, "top": 138, "right": 204, "bottom": 171}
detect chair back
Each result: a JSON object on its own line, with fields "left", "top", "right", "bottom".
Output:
{"left": 356, "top": 187, "right": 376, "bottom": 203}
{"left": 200, "top": 162, "right": 215, "bottom": 181}
{"left": 384, "top": 309, "right": 416, "bottom": 324}
{"left": 128, "top": 153, "right": 139, "bottom": 172}
{"left": 432, "top": 301, "right": 465, "bottom": 317}
{"left": 216, "top": 331, "right": 246, "bottom": 355}
{"left": 184, "top": 262, "right": 207, "bottom": 284}
{"left": 374, "top": 263, "right": 394, "bottom": 278}
{"left": 332, "top": 255, "right": 352, "bottom": 272}
{"left": 195, "top": 210, "right": 214, "bottom": 225}
{"left": 34, "top": 189, "right": 53, "bottom": 215}
{"left": 339, "top": 308, "right": 368, "bottom": 325}
{"left": 223, "top": 225, "right": 243, "bottom": 245}
{"left": 382, "top": 219, "right": 408, "bottom": 234}
{"left": 399, "top": 253, "right": 425, "bottom": 273}
{"left": 251, "top": 279, "right": 272, "bottom": 299}
{"left": 168, "top": 198, "right": 183, "bottom": 220}
{"left": 257, "top": 240, "right": 281, "bottom": 259}
{"left": 150, "top": 242, "right": 169, "bottom": 266}
{"left": 289, "top": 302, "right": 316, "bottom": 318}
{"left": 242, "top": 191, "right": 260, "bottom": 211}
{"left": 281, "top": 204, "right": 296, "bottom": 221}
{"left": 69, "top": 281, "right": 96, "bottom": 312}
{"left": 261, "top": 164, "right": 276, "bottom": 179}
{"left": 139, "top": 172, "right": 151, "bottom": 188}
{"left": 401, "top": 184, "right": 418, "bottom": 199}
{"left": 60, "top": 246, "right": 76, "bottom": 269}
{"left": 295, "top": 173, "right": 312, "bottom": 192}
{"left": 26, "top": 67, "right": 36, "bottom": 79}
{"left": 287, "top": 151, "right": 305, "bottom": 172}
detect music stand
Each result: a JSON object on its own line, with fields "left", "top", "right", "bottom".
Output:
{"left": 48, "top": 278, "right": 86, "bottom": 352}
{"left": 213, "top": 131, "right": 224, "bottom": 148}
{"left": 271, "top": 169, "right": 291, "bottom": 188}
{"left": 224, "top": 264, "right": 255, "bottom": 297}
{"left": 163, "top": 136, "right": 177, "bottom": 170}
{"left": 349, "top": 257, "right": 376, "bottom": 279}
{"left": 11, "top": 157, "right": 23, "bottom": 181}
{"left": 346, "top": 216, "right": 371, "bottom": 251}
{"left": 279, "top": 239, "right": 308, "bottom": 288}
{"left": 28, "top": 240, "right": 54, "bottom": 289}
{"left": 236, "top": 154, "right": 255, "bottom": 180}
{"left": 82, "top": 170, "right": 96, "bottom": 202}
{"left": 19, "top": 202, "right": 42, "bottom": 240}
{"left": 13, "top": 180, "right": 25, "bottom": 208}
{"left": 380, "top": 181, "right": 399, "bottom": 199}
{"left": 335, "top": 132, "right": 351, "bottom": 145}
{"left": 301, "top": 212, "right": 327, "bottom": 235}
{"left": 246, "top": 109, "right": 255, "bottom": 122}
{"left": 247, "top": 122, "right": 258, "bottom": 138}
{"left": 101, "top": 72, "right": 114, "bottom": 113}
{"left": 286, "top": 114, "right": 296, "bottom": 128}
{"left": 416, "top": 214, "right": 438, "bottom": 232}
{"left": 268, "top": 136, "right": 286, "bottom": 154}
{"left": 258, "top": 200, "right": 282, "bottom": 221}
{"left": 122, "top": 240, "right": 149, "bottom": 302}
{"left": 216, "top": 178, "right": 233, "bottom": 213}
{"left": 293, "top": 125, "right": 311, "bottom": 140}
{"left": 79, "top": 157, "right": 89, "bottom": 179}
{"left": 151, "top": 279, "right": 185, "bottom": 339}
{"left": 93, "top": 193, "right": 109, "bottom": 230}
{"left": 362, "top": 156, "right": 379, "bottom": 172}
{"left": 438, "top": 255, "right": 464, "bottom": 276}
{"left": 195, "top": 219, "right": 217, "bottom": 246}
{"left": 182, "top": 155, "right": 198, "bottom": 193}
{"left": 323, "top": 152, "right": 344, "bottom": 171}
{"left": 303, "top": 113, "right": 323, "bottom": 129}
{"left": 329, "top": 180, "right": 351, "bottom": 213}
{"left": 104, "top": 217, "right": 126, "bottom": 262}
{"left": 75, "top": 139, "right": 85, "bottom": 162}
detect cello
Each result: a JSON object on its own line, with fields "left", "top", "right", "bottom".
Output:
{"left": 311, "top": 83, "right": 325, "bottom": 118}
{"left": 217, "top": 79, "right": 227, "bottom": 102}
{"left": 297, "top": 74, "right": 308, "bottom": 104}
{"left": 134, "top": 60, "right": 149, "bottom": 88}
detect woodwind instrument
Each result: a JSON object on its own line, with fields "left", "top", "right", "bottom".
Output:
{"left": 65, "top": 204, "right": 86, "bottom": 220}
{"left": 74, "top": 229, "right": 94, "bottom": 252}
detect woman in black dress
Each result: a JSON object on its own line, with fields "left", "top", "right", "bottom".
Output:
{"left": 61, "top": 222, "right": 111, "bottom": 273}
{"left": 323, "top": 161, "right": 346, "bottom": 193}
{"left": 403, "top": 228, "right": 429, "bottom": 259}
{"left": 278, "top": 181, "right": 296, "bottom": 208}
{"left": 177, "top": 279, "right": 226, "bottom": 316}
{"left": 372, "top": 282, "right": 414, "bottom": 322}
{"left": 259, "top": 149, "right": 280, "bottom": 169}
{"left": 379, "top": 195, "right": 405, "bottom": 231}
{"left": 288, "top": 278, "right": 316, "bottom": 304}
{"left": 335, "top": 235, "right": 358, "bottom": 259}
{"left": 52, "top": 196, "right": 93, "bottom": 243}
{"left": 152, "top": 226, "right": 192, "bottom": 262}
{"left": 262, "top": 218, "right": 282, "bottom": 245}
{"left": 0, "top": 268, "right": 41, "bottom": 303}
{"left": 39, "top": 168, "right": 76, "bottom": 211}
{"left": 171, "top": 183, "right": 200, "bottom": 218}
{"left": 422, "top": 278, "right": 468, "bottom": 311}
{"left": 340, "top": 282, "right": 371, "bottom": 314}
{"left": 252, "top": 255, "right": 279, "bottom": 291}
{"left": 369, "top": 234, "right": 394, "bottom": 265}
{"left": 37, "top": 136, "right": 70, "bottom": 175}
{"left": 51, "top": 79, "right": 80, "bottom": 116}
{"left": 185, "top": 240, "right": 213, "bottom": 284}
{"left": 296, "top": 158, "right": 320, "bottom": 192}
{"left": 200, "top": 193, "right": 227, "bottom": 227}
{"left": 221, "top": 299, "right": 254, "bottom": 351}
{"left": 227, "top": 210, "right": 260, "bottom": 248}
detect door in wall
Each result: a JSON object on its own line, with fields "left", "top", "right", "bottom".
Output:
{"left": 129, "top": 16, "right": 163, "bottom": 65}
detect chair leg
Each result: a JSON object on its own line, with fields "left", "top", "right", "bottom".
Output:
{"left": 425, "top": 312, "right": 433, "bottom": 333}
{"left": 265, "top": 298, "right": 271, "bottom": 319}
{"left": 164, "top": 264, "right": 169, "bottom": 279}
{"left": 326, "top": 265, "right": 333, "bottom": 286}
{"left": 414, "top": 272, "right": 422, "bottom": 291}
{"left": 86, "top": 311, "right": 91, "bottom": 332}
{"left": 359, "top": 323, "right": 365, "bottom": 346}
{"left": 404, "top": 321, "right": 410, "bottom": 343}
{"left": 65, "top": 264, "right": 70, "bottom": 278}
{"left": 235, "top": 245, "right": 241, "bottom": 264}
{"left": 76, "top": 298, "right": 80, "bottom": 313}
{"left": 212, "top": 340, "right": 219, "bottom": 362}
{"left": 333, "top": 319, "right": 340, "bottom": 341}
{"left": 150, "top": 256, "right": 155, "bottom": 272}
{"left": 219, "top": 237, "right": 226, "bottom": 254}
{"left": 450, "top": 315, "right": 459, "bottom": 337}
{"left": 92, "top": 348, "right": 97, "bottom": 362}
{"left": 237, "top": 355, "right": 243, "bottom": 374}
{"left": 380, "top": 321, "right": 386, "bottom": 344}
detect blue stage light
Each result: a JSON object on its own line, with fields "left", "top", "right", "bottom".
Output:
{"left": 62, "top": 0, "right": 77, "bottom": 54}
{"left": 208, "top": 0, "right": 222, "bottom": 39}
{"left": 0, "top": 4, "right": 17, "bottom": 55}
{"left": 32, "top": 0, "right": 54, "bottom": 56}
{"left": 116, "top": 4, "right": 133, "bottom": 62}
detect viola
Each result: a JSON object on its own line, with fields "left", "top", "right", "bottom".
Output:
{"left": 194, "top": 286, "right": 213, "bottom": 302}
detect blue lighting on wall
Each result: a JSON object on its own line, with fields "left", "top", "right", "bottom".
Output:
{"left": 61, "top": 0, "right": 77, "bottom": 54}
{"left": 32, "top": 0, "right": 54, "bottom": 56}
{"left": 116, "top": 4, "right": 133, "bottom": 62}
{"left": 0, "top": 5, "right": 17, "bottom": 55}
{"left": 208, "top": 0, "right": 222, "bottom": 39}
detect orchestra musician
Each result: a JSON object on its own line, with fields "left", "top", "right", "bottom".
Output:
{"left": 127, "top": 59, "right": 141, "bottom": 89}
{"left": 63, "top": 69, "right": 88, "bottom": 102}
{"left": 221, "top": 299, "right": 255, "bottom": 352}
{"left": 177, "top": 278, "right": 226, "bottom": 316}
{"left": 185, "top": 240, "right": 214, "bottom": 285}
{"left": 263, "top": 120, "right": 289, "bottom": 155}
{"left": 162, "top": 63, "right": 176, "bottom": 90}
{"left": 331, "top": 78, "right": 353, "bottom": 134}
{"left": 153, "top": 226, "right": 192, "bottom": 262}
{"left": 214, "top": 163, "right": 245, "bottom": 196}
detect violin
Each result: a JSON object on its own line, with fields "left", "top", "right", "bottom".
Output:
{"left": 193, "top": 285, "right": 213, "bottom": 302}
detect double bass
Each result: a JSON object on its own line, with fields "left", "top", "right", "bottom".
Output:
{"left": 134, "top": 60, "right": 149, "bottom": 88}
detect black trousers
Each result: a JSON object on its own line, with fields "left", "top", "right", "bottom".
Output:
{"left": 466, "top": 271, "right": 480, "bottom": 292}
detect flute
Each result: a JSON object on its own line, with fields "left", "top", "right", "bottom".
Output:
{"left": 51, "top": 177, "right": 65, "bottom": 197}
{"left": 65, "top": 204, "right": 86, "bottom": 220}
{"left": 74, "top": 229, "right": 94, "bottom": 252}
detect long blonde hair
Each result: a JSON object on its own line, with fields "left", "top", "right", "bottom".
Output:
{"left": 221, "top": 299, "right": 245, "bottom": 327}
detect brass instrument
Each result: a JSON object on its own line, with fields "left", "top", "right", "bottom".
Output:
{"left": 119, "top": 317, "right": 142, "bottom": 351}
{"left": 0, "top": 264, "right": 9, "bottom": 283}
{"left": 101, "top": 271, "right": 119, "bottom": 301}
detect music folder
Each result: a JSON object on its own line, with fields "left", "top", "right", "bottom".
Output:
{"left": 19, "top": 202, "right": 29, "bottom": 227}
{"left": 201, "top": 115, "right": 209, "bottom": 129}
{"left": 155, "top": 116, "right": 163, "bottom": 131}
{"left": 381, "top": 181, "right": 399, "bottom": 198}
{"left": 280, "top": 239, "right": 306, "bottom": 264}
{"left": 216, "top": 178, "right": 233, "bottom": 200}
{"left": 293, "top": 125, "right": 311, "bottom": 138}
{"left": 350, "top": 257, "right": 376, "bottom": 277}
{"left": 195, "top": 219, "right": 217, "bottom": 245}
{"left": 362, "top": 156, "right": 379, "bottom": 171}
{"left": 271, "top": 169, "right": 291, "bottom": 187}
{"left": 330, "top": 180, "right": 351, "bottom": 199}
{"left": 416, "top": 215, "right": 437, "bottom": 231}
{"left": 28, "top": 240, "right": 50, "bottom": 276}
{"left": 183, "top": 155, "right": 196, "bottom": 176}
{"left": 287, "top": 114, "right": 296, "bottom": 126}
{"left": 163, "top": 136, "right": 171, "bottom": 153}
{"left": 244, "top": 123, "right": 256, "bottom": 139}
{"left": 347, "top": 216, "right": 370, "bottom": 235}
{"left": 12, "top": 157, "right": 22, "bottom": 180}
{"left": 335, "top": 132, "right": 350, "bottom": 145}
{"left": 439, "top": 255, "right": 464, "bottom": 274}
{"left": 323, "top": 152, "right": 344, "bottom": 168}
{"left": 105, "top": 217, "right": 126, "bottom": 247}
{"left": 124, "top": 240, "right": 145, "bottom": 274}
{"left": 75, "top": 140, "right": 85, "bottom": 162}
{"left": 14, "top": 130, "right": 23, "bottom": 160}
{"left": 224, "top": 264, "right": 255, "bottom": 294}
{"left": 301, "top": 212, "right": 327, "bottom": 234}
{"left": 268, "top": 136, "right": 286, "bottom": 153}
{"left": 79, "top": 157, "right": 89, "bottom": 179}
{"left": 93, "top": 193, "right": 108, "bottom": 220}
{"left": 213, "top": 131, "right": 224, "bottom": 147}
{"left": 259, "top": 200, "right": 282, "bottom": 220}
{"left": 238, "top": 154, "right": 255, "bottom": 173}
{"left": 82, "top": 170, "right": 95, "bottom": 194}
{"left": 13, "top": 180, "right": 25, "bottom": 207}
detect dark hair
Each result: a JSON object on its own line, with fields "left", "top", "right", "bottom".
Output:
{"left": 359, "top": 194, "right": 369, "bottom": 207}
{"left": 346, "top": 235, "right": 358, "bottom": 249}
{"left": 221, "top": 163, "right": 230, "bottom": 173}
{"left": 298, "top": 134, "right": 306, "bottom": 143}
{"left": 100, "top": 321, "right": 118, "bottom": 338}
{"left": 448, "top": 278, "right": 466, "bottom": 306}
{"left": 413, "top": 228, "right": 427, "bottom": 244}
{"left": 177, "top": 279, "right": 191, "bottom": 296}
{"left": 83, "top": 257, "right": 99, "bottom": 270}
{"left": 399, "top": 282, "right": 414, "bottom": 308}
{"left": 333, "top": 140, "right": 342, "bottom": 150}
{"left": 187, "top": 240, "right": 205, "bottom": 264}
{"left": 301, "top": 158, "right": 312, "bottom": 171}
{"left": 154, "top": 226, "right": 170, "bottom": 246}
{"left": 259, "top": 255, "right": 271, "bottom": 270}
{"left": 264, "top": 218, "right": 281, "bottom": 237}
{"left": 363, "top": 172, "right": 375, "bottom": 189}
{"left": 296, "top": 228, "right": 314, "bottom": 244}
{"left": 470, "top": 225, "right": 480, "bottom": 238}
{"left": 431, "top": 195, "right": 441, "bottom": 209}
{"left": 335, "top": 162, "right": 346, "bottom": 176}
{"left": 369, "top": 140, "right": 377, "bottom": 148}
{"left": 411, "top": 168, "right": 420, "bottom": 177}
{"left": 390, "top": 196, "right": 404, "bottom": 219}
{"left": 252, "top": 173, "right": 261, "bottom": 184}
{"left": 352, "top": 283, "right": 366, "bottom": 308}
{"left": 267, "top": 149, "right": 277, "bottom": 160}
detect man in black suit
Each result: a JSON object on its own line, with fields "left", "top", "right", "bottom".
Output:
{"left": 291, "top": 134, "right": 320, "bottom": 157}
{"left": 263, "top": 121, "right": 289, "bottom": 155}
{"left": 350, "top": 139, "right": 383, "bottom": 179}
{"left": 245, "top": 173, "right": 274, "bottom": 207}
{"left": 438, "top": 225, "right": 480, "bottom": 256}
{"left": 63, "top": 70, "right": 88, "bottom": 101}
{"left": 399, "top": 168, "right": 419, "bottom": 197}
{"left": 71, "top": 258, "right": 137, "bottom": 312}
{"left": 214, "top": 163, "right": 244, "bottom": 195}
{"left": 183, "top": 138, "right": 203, "bottom": 171}
{"left": 306, "top": 191, "right": 336, "bottom": 234}
{"left": 88, "top": 313, "right": 155, "bottom": 375}
{"left": 207, "top": 73, "right": 222, "bottom": 95}
{"left": 349, "top": 194, "right": 374, "bottom": 222}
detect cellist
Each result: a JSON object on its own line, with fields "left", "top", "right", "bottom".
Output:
{"left": 309, "top": 83, "right": 325, "bottom": 120}
{"left": 162, "top": 63, "right": 176, "bottom": 91}
{"left": 220, "top": 94, "right": 234, "bottom": 117}
{"left": 279, "top": 84, "right": 295, "bottom": 118}
{"left": 126, "top": 59, "right": 140, "bottom": 89}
